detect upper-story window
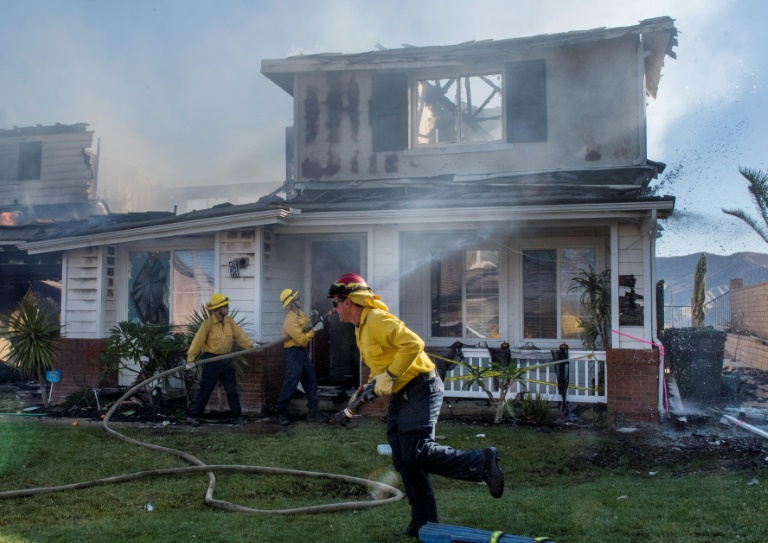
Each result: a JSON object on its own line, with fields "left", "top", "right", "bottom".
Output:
{"left": 0, "top": 141, "right": 43, "bottom": 181}
{"left": 370, "top": 60, "right": 546, "bottom": 152}
{"left": 416, "top": 73, "right": 503, "bottom": 145}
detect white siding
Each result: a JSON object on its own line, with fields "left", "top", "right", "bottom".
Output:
{"left": 616, "top": 222, "right": 649, "bottom": 348}
{"left": 62, "top": 247, "right": 100, "bottom": 338}
{"left": 261, "top": 229, "right": 304, "bottom": 341}
{"left": 370, "top": 224, "right": 400, "bottom": 313}
{"left": 219, "top": 229, "right": 258, "bottom": 337}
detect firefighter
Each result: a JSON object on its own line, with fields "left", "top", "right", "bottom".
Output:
{"left": 275, "top": 288, "right": 325, "bottom": 425}
{"left": 328, "top": 273, "right": 504, "bottom": 537}
{"left": 186, "top": 293, "right": 257, "bottom": 427}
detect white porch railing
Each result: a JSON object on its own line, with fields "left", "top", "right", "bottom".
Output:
{"left": 439, "top": 348, "right": 607, "bottom": 404}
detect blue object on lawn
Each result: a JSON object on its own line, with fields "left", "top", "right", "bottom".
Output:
{"left": 418, "top": 522, "right": 556, "bottom": 543}
{"left": 46, "top": 370, "right": 62, "bottom": 383}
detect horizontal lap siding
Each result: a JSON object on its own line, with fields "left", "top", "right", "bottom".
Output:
{"left": 262, "top": 232, "right": 303, "bottom": 341}
{"left": 220, "top": 230, "right": 257, "bottom": 336}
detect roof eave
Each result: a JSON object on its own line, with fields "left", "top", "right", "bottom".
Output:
{"left": 22, "top": 209, "right": 294, "bottom": 254}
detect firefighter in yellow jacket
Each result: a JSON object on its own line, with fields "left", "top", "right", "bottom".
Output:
{"left": 186, "top": 293, "right": 256, "bottom": 427}
{"left": 328, "top": 273, "right": 504, "bottom": 538}
{"left": 275, "top": 288, "right": 325, "bottom": 426}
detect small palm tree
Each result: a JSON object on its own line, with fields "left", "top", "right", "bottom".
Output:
{"left": 569, "top": 267, "right": 611, "bottom": 350}
{"left": 723, "top": 167, "right": 768, "bottom": 244}
{"left": 1, "top": 291, "right": 62, "bottom": 408}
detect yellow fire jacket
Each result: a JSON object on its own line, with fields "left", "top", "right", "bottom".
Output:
{"left": 356, "top": 306, "right": 435, "bottom": 393}
{"left": 187, "top": 315, "right": 251, "bottom": 363}
{"left": 282, "top": 310, "right": 315, "bottom": 348}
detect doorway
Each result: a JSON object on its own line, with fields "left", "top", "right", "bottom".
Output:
{"left": 310, "top": 239, "right": 363, "bottom": 387}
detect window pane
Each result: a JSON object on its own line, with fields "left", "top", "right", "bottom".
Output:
{"left": 417, "top": 78, "right": 458, "bottom": 144}
{"left": 128, "top": 251, "right": 170, "bottom": 324}
{"left": 431, "top": 251, "right": 462, "bottom": 337}
{"left": 523, "top": 250, "right": 557, "bottom": 338}
{"left": 560, "top": 248, "right": 597, "bottom": 340}
{"left": 460, "top": 73, "right": 502, "bottom": 143}
{"left": 465, "top": 250, "right": 499, "bottom": 338}
{"left": 172, "top": 250, "right": 214, "bottom": 325}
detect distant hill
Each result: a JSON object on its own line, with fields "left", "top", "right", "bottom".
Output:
{"left": 656, "top": 252, "right": 768, "bottom": 306}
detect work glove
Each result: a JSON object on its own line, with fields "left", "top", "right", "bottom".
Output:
{"left": 185, "top": 361, "right": 196, "bottom": 371}
{"left": 312, "top": 321, "right": 324, "bottom": 333}
{"left": 373, "top": 371, "right": 396, "bottom": 397}
{"left": 251, "top": 341, "right": 261, "bottom": 349}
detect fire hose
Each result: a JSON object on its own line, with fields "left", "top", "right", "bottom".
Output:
{"left": 0, "top": 319, "right": 403, "bottom": 514}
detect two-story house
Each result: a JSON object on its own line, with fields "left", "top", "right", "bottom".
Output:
{"left": 17, "top": 18, "right": 678, "bottom": 422}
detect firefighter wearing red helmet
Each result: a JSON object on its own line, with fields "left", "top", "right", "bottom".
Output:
{"left": 328, "top": 273, "right": 504, "bottom": 537}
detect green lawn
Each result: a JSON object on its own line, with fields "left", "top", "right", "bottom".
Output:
{"left": 0, "top": 418, "right": 766, "bottom": 543}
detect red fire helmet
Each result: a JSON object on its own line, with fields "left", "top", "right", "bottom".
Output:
{"left": 328, "top": 272, "right": 370, "bottom": 297}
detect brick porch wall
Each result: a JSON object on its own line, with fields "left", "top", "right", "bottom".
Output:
{"left": 51, "top": 338, "right": 116, "bottom": 405}
{"left": 606, "top": 348, "right": 660, "bottom": 423}
{"left": 52, "top": 339, "right": 297, "bottom": 415}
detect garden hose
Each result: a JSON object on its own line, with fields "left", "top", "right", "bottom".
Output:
{"left": 0, "top": 338, "right": 404, "bottom": 514}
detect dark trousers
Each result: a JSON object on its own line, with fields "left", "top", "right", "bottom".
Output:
{"left": 275, "top": 347, "right": 319, "bottom": 413}
{"left": 387, "top": 373, "right": 485, "bottom": 526}
{"left": 188, "top": 353, "right": 241, "bottom": 418}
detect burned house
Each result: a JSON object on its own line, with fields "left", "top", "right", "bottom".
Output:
{"left": 16, "top": 18, "right": 678, "bottom": 421}
{"left": 0, "top": 123, "right": 107, "bottom": 314}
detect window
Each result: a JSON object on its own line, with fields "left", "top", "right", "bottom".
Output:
{"left": 128, "top": 249, "right": 214, "bottom": 325}
{"left": 18, "top": 141, "right": 43, "bottom": 180}
{"left": 431, "top": 249, "right": 499, "bottom": 338}
{"left": 369, "top": 60, "right": 547, "bottom": 151}
{"left": 416, "top": 73, "right": 503, "bottom": 146}
{"left": 523, "top": 248, "right": 597, "bottom": 340}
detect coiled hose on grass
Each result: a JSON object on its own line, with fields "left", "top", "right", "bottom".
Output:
{"left": 0, "top": 340, "right": 403, "bottom": 514}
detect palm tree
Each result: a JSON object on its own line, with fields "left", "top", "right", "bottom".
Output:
{"left": 723, "top": 167, "right": 768, "bottom": 243}
{"left": 1, "top": 291, "right": 62, "bottom": 408}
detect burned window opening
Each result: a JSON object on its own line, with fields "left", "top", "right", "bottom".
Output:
{"left": 416, "top": 72, "right": 503, "bottom": 146}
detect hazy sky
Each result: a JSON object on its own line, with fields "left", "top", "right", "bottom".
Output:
{"left": 2, "top": 0, "right": 768, "bottom": 257}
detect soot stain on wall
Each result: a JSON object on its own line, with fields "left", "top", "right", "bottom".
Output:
{"left": 384, "top": 154, "right": 398, "bottom": 173}
{"left": 304, "top": 86, "right": 320, "bottom": 145}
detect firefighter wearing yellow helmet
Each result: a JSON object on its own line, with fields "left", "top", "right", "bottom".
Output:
{"left": 275, "top": 288, "right": 325, "bottom": 425}
{"left": 186, "top": 293, "right": 257, "bottom": 427}
{"left": 328, "top": 273, "right": 504, "bottom": 536}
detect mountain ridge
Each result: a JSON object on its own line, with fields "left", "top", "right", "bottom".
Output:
{"left": 656, "top": 251, "right": 768, "bottom": 307}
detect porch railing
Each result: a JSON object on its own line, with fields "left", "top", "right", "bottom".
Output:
{"left": 441, "top": 348, "right": 607, "bottom": 404}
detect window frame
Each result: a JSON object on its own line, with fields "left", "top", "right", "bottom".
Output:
{"left": 427, "top": 243, "right": 502, "bottom": 341}
{"left": 517, "top": 239, "right": 606, "bottom": 345}
{"left": 117, "top": 242, "right": 216, "bottom": 327}
{"left": 405, "top": 59, "right": 547, "bottom": 152}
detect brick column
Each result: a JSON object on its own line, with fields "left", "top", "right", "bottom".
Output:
{"left": 606, "top": 348, "right": 660, "bottom": 423}
{"left": 238, "top": 344, "right": 285, "bottom": 414}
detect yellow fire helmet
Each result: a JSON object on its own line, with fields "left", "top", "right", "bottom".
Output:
{"left": 206, "top": 293, "right": 230, "bottom": 311}
{"left": 280, "top": 288, "right": 299, "bottom": 309}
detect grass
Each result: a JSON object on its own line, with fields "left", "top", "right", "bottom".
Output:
{"left": 0, "top": 418, "right": 766, "bottom": 543}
